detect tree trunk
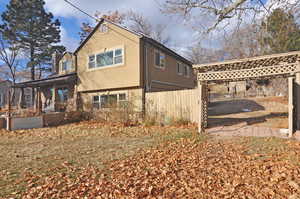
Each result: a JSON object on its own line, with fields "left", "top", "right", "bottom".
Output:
{"left": 30, "top": 45, "right": 35, "bottom": 106}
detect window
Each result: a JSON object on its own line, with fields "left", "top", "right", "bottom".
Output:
{"left": 118, "top": 93, "right": 128, "bottom": 108}
{"left": 97, "top": 51, "right": 114, "bottom": 67}
{"left": 93, "top": 96, "right": 100, "bottom": 109}
{"left": 177, "top": 62, "right": 183, "bottom": 75}
{"left": 57, "top": 88, "right": 69, "bottom": 103}
{"left": 88, "top": 55, "right": 96, "bottom": 69}
{"left": 0, "top": 93, "right": 4, "bottom": 107}
{"left": 184, "top": 65, "right": 190, "bottom": 77}
{"left": 89, "top": 48, "right": 124, "bottom": 69}
{"left": 62, "top": 60, "right": 72, "bottom": 71}
{"left": 155, "top": 50, "right": 165, "bottom": 68}
{"left": 93, "top": 93, "right": 127, "bottom": 109}
{"left": 114, "top": 49, "right": 123, "bottom": 64}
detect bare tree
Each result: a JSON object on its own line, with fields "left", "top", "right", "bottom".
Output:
{"left": 126, "top": 11, "right": 171, "bottom": 45}
{"left": 162, "top": 0, "right": 300, "bottom": 33}
{"left": 221, "top": 24, "right": 263, "bottom": 59}
{"left": 185, "top": 43, "right": 225, "bottom": 64}
{"left": 0, "top": 34, "right": 19, "bottom": 84}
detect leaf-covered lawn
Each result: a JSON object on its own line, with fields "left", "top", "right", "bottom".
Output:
{"left": 0, "top": 121, "right": 196, "bottom": 198}
{"left": 1, "top": 122, "right": 300, "bottom": 198}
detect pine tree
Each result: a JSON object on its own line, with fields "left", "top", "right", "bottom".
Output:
{"left": 261, "top": 8, "right": 300, "bottom": 54}
{"left": 0, "top": 0, "right": 65, "bottom": 80}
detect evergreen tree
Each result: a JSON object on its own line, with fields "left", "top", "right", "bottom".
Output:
{"left": 0, "top": 0, "right": 65, "bottom": 80}
{"left": 261, "top": 8, "right": 300, "bottom": 54}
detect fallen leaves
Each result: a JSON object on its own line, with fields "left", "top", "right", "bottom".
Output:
{"left": 19, "top": 137, "right": 300, "bottom": 199}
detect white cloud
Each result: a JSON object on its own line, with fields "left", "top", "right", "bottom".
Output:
{"left": 60, "top": 26, "right": 79, "bottom": 52}
{"left": 43, "top": 0, "right": 197, "bottom": 52}
{"left": 45, "top": 0, "right": 86, "bottom": 19}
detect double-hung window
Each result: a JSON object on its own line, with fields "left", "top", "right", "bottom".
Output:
{"left": 155, "top": 50, "right": 165, "bottom": 68}
{"left": 89, "top": 48, "right": 124, "bottom": 69}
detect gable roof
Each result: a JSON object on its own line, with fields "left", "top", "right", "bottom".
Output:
{"left": 74, "top": 19, "right": 142, "bottom": 54}
{"left": 73, "top": 18, "right": 192, "bottom": 65}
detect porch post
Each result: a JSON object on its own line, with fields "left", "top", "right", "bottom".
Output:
{"left": 288, "top": 76, "right": 294, "bottom": 137}
{"left": 53, "top": 85, "right": 58, "bottom": 112}
{"left": 18, "top": 88, "right": 24, "bottom": 109}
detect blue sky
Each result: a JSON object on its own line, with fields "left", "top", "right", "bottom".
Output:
{"left": 0, "top": 0, "right": 192, "bottom": 52}
{"left": 0, "top": 0, "right": 271, "bottom": 52}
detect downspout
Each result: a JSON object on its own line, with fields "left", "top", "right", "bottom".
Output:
{"left": 145, "top": 42, "right": 149, "bottom": 92}
{"left": 142, "top": 41, "right": 148, "bottom": 118}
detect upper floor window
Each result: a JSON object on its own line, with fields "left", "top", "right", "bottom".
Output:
{"left": 88, "top": 55, "right": 96, "bottom": 69}
{"left": 184, "top": 65, "right": 190, "bottom": 77}
{"left": 177, "top": 62, "right": 183, "bottom": 75}
{"left": 88, "top": 48, "right": 124, "bottom": 69}
{"left": 155, "top": 50, "right": 165, "bottom": 68}
{"left": 62, "top": 60, "right": 73, "bottom": 71}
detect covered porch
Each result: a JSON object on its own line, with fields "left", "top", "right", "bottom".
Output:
{"left": 14, "top": 73, "right": 77, "bottom": 113}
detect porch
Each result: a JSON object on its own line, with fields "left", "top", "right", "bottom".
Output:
{"left": 14, "top": 73, "right": 77, "bottom": 113}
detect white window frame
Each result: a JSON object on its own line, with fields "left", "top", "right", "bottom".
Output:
{"left": 154, "top": 50, "right": 166, "bottom": 69}
{"left": 87, "top": 46, "right": 125, "bottom": 70}
{"left": 92, "top": 93, "right": 127, "bottom": 109}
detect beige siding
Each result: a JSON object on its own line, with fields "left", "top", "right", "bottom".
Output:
{"left": 145, "top": 43, "right": 196, "bottom": 92}
{"left": 58, "top": 53, "right": 76, "bottom": 75}
{"left": 80, "top": 88, "right": 144, "bottom": 112}
{"left": 76, "top": 22, "right": 141, "bottom": 92}
{"left": 146, "top": 89, "right": 199, "bottom": 123}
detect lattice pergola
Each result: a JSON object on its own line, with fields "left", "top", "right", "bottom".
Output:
{"left": 193, "top": 51, "right": 300, "bottom": 137}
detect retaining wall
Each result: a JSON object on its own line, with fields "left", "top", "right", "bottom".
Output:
{"left": 11, "top": 116, "right": 43, "bottom": 131}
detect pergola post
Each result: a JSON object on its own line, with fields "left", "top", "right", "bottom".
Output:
{"left": 288, "top": 77, "right": 294, "bottom": 137}
{"left": 198, "top": 81, "right": 208, "bottom": 134}
{"left": 295, "top": 71, "right": 300, "bottom": 130}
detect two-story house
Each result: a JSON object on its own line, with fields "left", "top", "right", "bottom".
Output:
{"left": 16, "top": 19, "right": 196, "bottom": 112}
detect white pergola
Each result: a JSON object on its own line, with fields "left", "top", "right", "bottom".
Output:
{"left": 194, "top": 51, "right": 300, "bottom": 137}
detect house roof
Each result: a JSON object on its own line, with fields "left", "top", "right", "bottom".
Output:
{"left": 73, "top": 18, "right": 192, "bottom": 65}
{"left": 14, "top": 73, "right": 77, "bottom": 88}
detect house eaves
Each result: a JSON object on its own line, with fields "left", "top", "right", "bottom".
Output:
{"left": 73, "top": 18, "right": 142, "bottom": 55}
